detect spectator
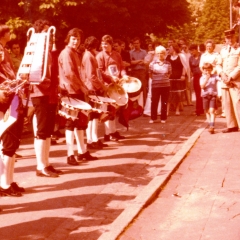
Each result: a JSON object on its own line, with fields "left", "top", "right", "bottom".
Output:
{"left": 178, "top": 37, "right": 192, "bottom": 105}
{"left": 200, "top": 63, "right": 221, "bottom": 134}
{"left": 148, "top": 46, "right": 171, "bottom": 123}
{"left": 8, "top": 39, "right": 23, "bottom": 74}
{"left": 189, "top": 44, "right": 204, "bottom": 116}
{"left": 166, "top": 43, "right": 188, "bottom": 115}
{"left": 130, "top": 37, "right": 147, "bottom": 105}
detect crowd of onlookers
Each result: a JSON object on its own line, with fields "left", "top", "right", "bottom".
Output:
{"left": 1, "top": 19, "right": 240, "bottom": 202}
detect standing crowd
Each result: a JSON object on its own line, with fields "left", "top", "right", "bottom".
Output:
{"left": 1, "top": 18, "right": 240, "bottom": 206}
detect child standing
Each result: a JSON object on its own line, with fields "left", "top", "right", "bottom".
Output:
{"left": 200, "top": 63, "right": 221, "bottom": 134}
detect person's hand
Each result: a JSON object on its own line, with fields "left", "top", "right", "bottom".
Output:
{"left": 0, "top": 89, "right": 10, "bottom": 104}
{"left": 221, "top": 72, "right": 229, "bottom": 83}
{"left": 121, "top": 75, "right": 129, "bottom": 81}
{"left": 111, "top": 76, "right": 120, "bottom": 83}
{"left": 59, "top": 88, "right": 69, "bottom": 97}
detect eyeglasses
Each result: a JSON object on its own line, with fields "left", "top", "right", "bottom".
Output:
{"left": 202, "top": 68, "right": 212, "bottom": 70}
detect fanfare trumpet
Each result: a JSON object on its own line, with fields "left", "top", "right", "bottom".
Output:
{"left": 16, "top": 25, "right": 56, "bottom": 84}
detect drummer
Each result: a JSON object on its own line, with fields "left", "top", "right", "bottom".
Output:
{"left": 81, "top": 36, "right": 108, "bottom": 149}
{"left": 58, "top": 28, "right": 98, "bottom": 165}
{"left": 96, "top": 34, "right": 127, "bottom": 141}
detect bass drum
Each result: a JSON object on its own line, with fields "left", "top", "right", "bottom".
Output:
{"left": 106, "top": 83, "right": 128, "bottom": 107}
{"left": 118, "top": 76, "right": 142, "bottom": 101}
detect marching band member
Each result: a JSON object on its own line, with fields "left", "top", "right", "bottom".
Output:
{"left": 30, "top": 19, "right": 62, "bottom": 177}
{"left": 58, "top": 28, "right": 98, "bottom": 166}
{"left": 0, "top": 24, "right": 24, "bottom": 196}
{"left": 81, "top": 36, "right": 108, "bottom": 149}
{"left": 96, "top": 34, "right": 127, "bottom": 141}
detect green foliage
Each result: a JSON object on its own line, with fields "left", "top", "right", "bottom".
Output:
{"left": 0, "top": 0, "right": 191, "bottom": 49}
{"left": 194, "top": 0, "right": 229, "bottom": 43}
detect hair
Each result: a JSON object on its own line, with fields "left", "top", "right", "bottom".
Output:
{"left": 132, "top": 37, "right": 141, "bottom": 43}
{"left": 84, "top": 36, "right": 99, "bottom": 51}
{"left": 65, "top": 28, "right": 84, "bottom": 44}
{"left": 33, "top": 19, "right": 51, "bottom": 33}
{"left": 152, "top": 40, "right": 162, "bottom": 48}
{"left": 171, "top": 43, "right": 181, "bottom": 54}
{"left": 202, "top": 62, "right": 213, "bottom": 70}
{"left": 178, "top": 37, "right": 188, "bottom": 45}
{"left": 205, "top": 39, "right": 215, "bottom": 49}
{"left": 198, "top": 43, "right": 206, "bottom": 52}
{"left": 101, "top": 35, "right": 113, "bottom": 45}
{"left": 113, "top": 39, "right": 122, "bottom": 46}
{"left": 0, "top": 24, "right": 10, "bottom": 38}
{"left": 188, "top": 44, "right": 198, "bottom": 51}
{"left": 155, "top": 45, "right": 166, "bottom": 54}
{"left": 8, "top": 39, "right": 20, "bottom": 49}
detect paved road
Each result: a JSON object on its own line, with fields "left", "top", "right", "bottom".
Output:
{"left": 0, "top": 105, "right": 206, "bottom": 240}
{"left": 118, "top": 116, "right": 240, "bottom": 240}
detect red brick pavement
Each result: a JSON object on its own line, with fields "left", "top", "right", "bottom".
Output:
{"left": 0, "top": 105, "right": 207, "bottom": 240}
{"left": 118, "top": 116, "right": 240, "bottom": 240}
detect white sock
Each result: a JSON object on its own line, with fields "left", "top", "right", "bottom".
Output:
{"left": 0, "top": 155, "right": 12, "bottom": 189}
{"left": 34, "top": 139, "right": 47, "bottom": 170}
{"left": 92, "top": 118, "right": 99, "bottom": 142}
{"left": 65, "top": 130, "right": 75, "bottom": 156}
{"left": 86, "top": 120, "right": 93, "bottom": 144}
{"left": 74, "top": 129, "right": 86, "bottom": 154}
{"left": 105, "top": 119, "right": 116, "bottom": 135}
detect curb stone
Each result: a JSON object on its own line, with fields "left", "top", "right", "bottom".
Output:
{"left": 98, "top": 125, "right": 206, "bottom": 240}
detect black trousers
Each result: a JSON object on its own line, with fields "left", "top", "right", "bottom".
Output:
{"left": 151, "top": 86, "right": 170, "bottom": 121}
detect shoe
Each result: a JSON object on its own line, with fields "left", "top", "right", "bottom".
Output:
{"left": 208, "top": 127, "right": 214, "bottom": 134}
{"left": 110, "top": 131, "right": 125, "bottom": 140}
{"left": 14, "top": 153, "right": 22, "bottom": 158}
{"left": 175, "top": 111, "right": 180, "bottom": 115}
{"left": 149, "top": 119, "right": 155, "bottom": 123}
{"left": 161, "top": 120, "right": 166, "bottom": 123}
{"left": 222, "top": 127, "right": 239, "bottom": 133}
{"left": 0, "top": 186, "right": 22, "bottom": 197}
{"left": 67, "top": 155, "right": 79, "bottom": 166}
{"left": 104, "top": 134, "right": 111, "bottom": 141}
{"left": 11, "top": 182, "right": 25, "bottom": 193}
{"left": 97, "top": 140, "right": 108, "bottom": 148}
{"left": 89, "top": 142, "right": 103, "bottom": 150}
{"left": 77, "top": 151, "right": 98, "bottom": 161}
{"left": 46, "top": 165, "right": 63, "bottom": 175}
{"left": 36, "top": 167, "right": 59, "bottom": 177}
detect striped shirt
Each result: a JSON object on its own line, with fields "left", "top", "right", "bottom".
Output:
{"left": 149, "top": 59, "right": 172, "bottom": 88}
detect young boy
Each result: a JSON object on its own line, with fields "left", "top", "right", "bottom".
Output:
{"left": 200, "top": 63, "right": 221, "bottom": 134}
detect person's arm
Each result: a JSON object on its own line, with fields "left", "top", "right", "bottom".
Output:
{"left": 200, "top": 74, "right": 210, "bottom": 89}
{"left": 61, "top": 50, "right": 88, "bottom": 95}
{"left": 96, "top": 52, "right": 113, "bottom": 84}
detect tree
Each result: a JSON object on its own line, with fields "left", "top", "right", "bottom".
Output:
{"left": 194, "top": 0, "right": 229, "bottom": 43}
{"left": 0, "top": 0, "right": 191, "bottom": 49}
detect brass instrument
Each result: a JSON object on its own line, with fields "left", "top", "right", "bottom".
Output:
{"left": 16, "top": 26, "right": 56, "bottom": 84}
{"left": 0, "top": 79, "right": 27, "bottom": 93}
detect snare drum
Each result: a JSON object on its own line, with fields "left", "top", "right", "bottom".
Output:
{"left": 119, "top": 76, "right": 142, "bottom": 101}
{"left": 106, "top": 83, "right": 128, "bottom": 107}
{"left": 59, "top": 97, "right": 92, "bottom": 121}
{"left": 88, "top": 95, "right": 116, "bottom": 122}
